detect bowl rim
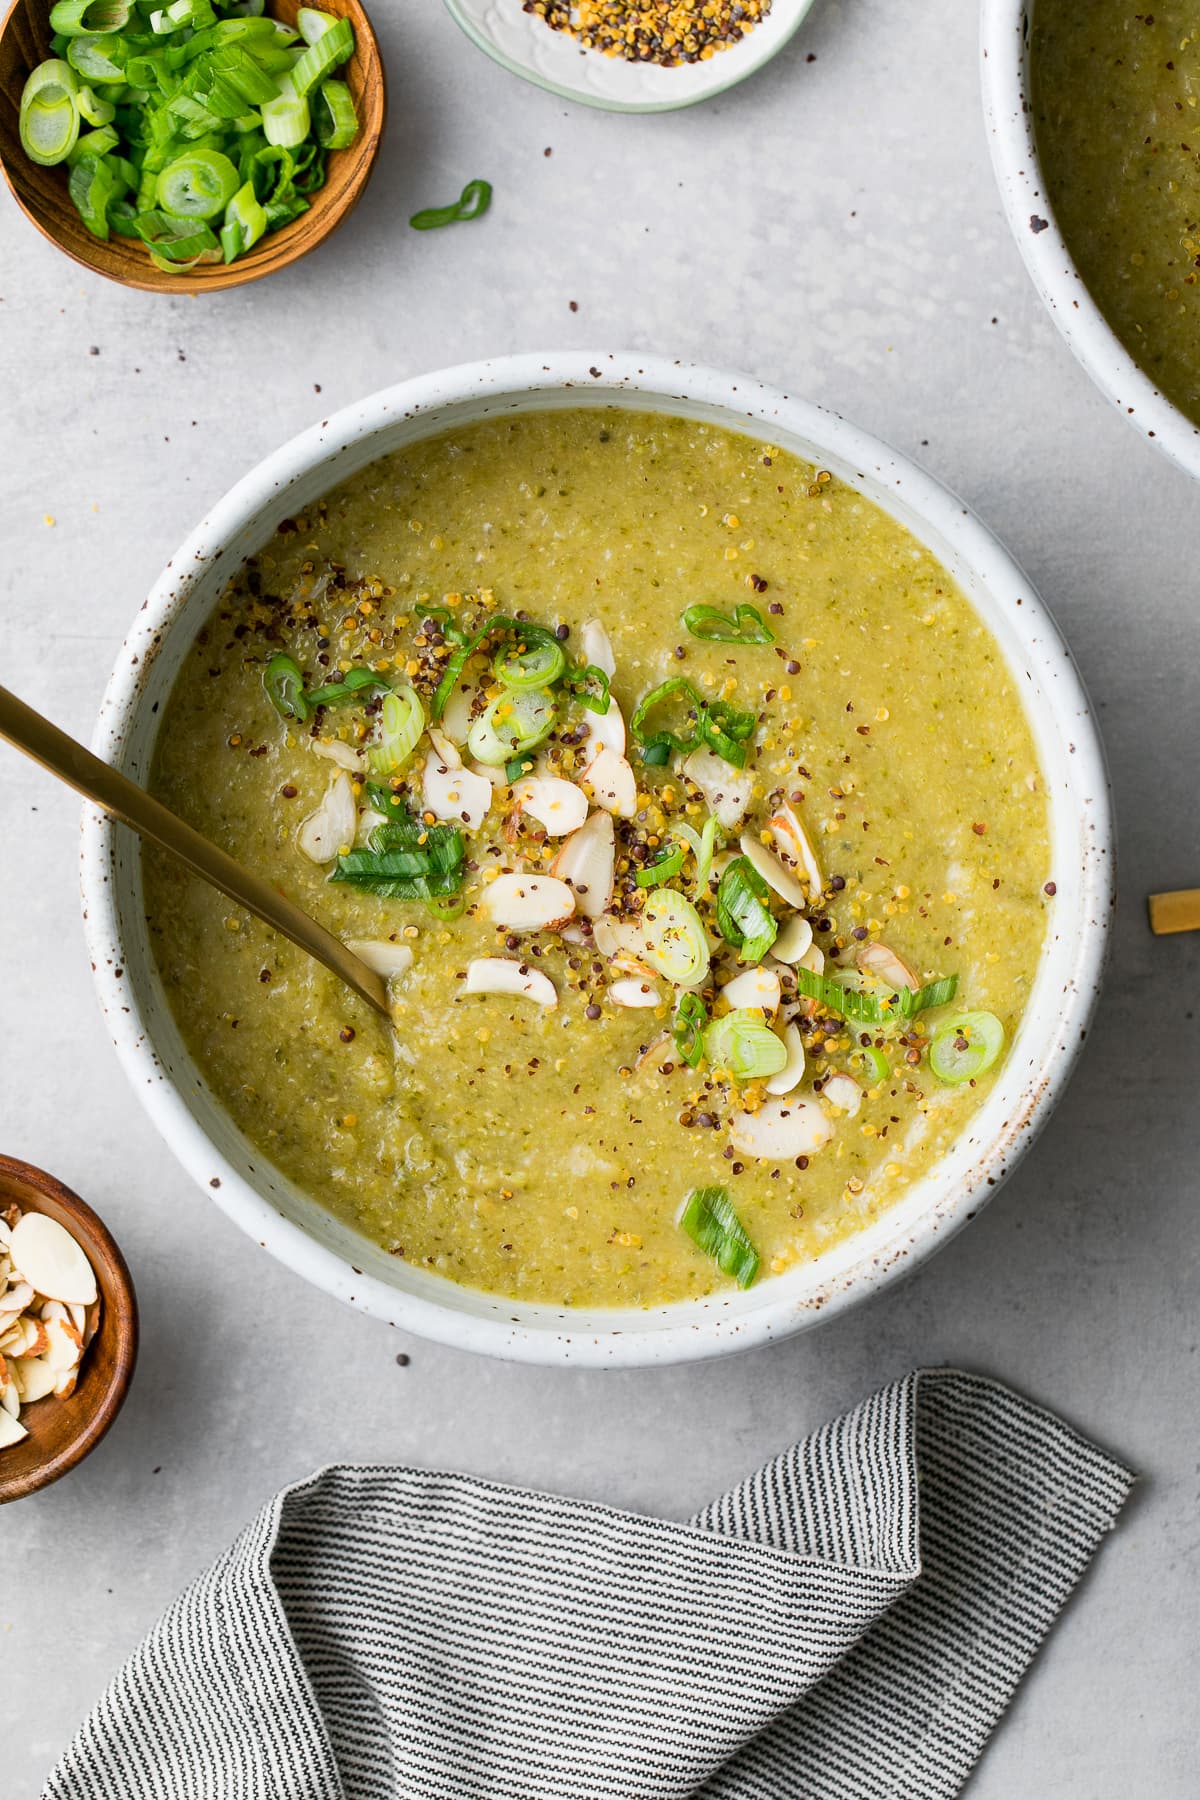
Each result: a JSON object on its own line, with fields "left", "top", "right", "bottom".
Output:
{"left": 80, "top": 351, "right": 1114, "bottom": 1368}
{"left": 979, "top": 0, "right": 1200, "bottom": 482}
{"left": 440, "top": 0, "right": 816, "bottom": 115}
{"left": 0, "top": 1154, "right": 138, "bottom": 1502}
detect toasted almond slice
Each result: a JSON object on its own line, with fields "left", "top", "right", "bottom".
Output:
{"left": 635, "top": 1032, "right": 673, "bottom": 1072}
{"left": 0, "top": 1280, "right": 33, "bottom": 1314}
{"left": 42, "top": 1315, "right": 82, "bottom": 1375}
{"left": 581, "top": 619, "right": 616, "bottom": 678}
{"left": 297, "top": 770, "right": 356, "bottom": 864}
{"left": 721, "top": 965, "right": 782, "bottom": 1015}
{"left": 856, "top": 940, "right": 918, "bottom": 992}
{"left": 462, "top": 957, "right": 558, "bottom": 1008}
{"left": 440, "top": 680, "right": 477, "bottom": 746}
{"left": 0, "top": 1374, "right": 19, "bottom": 1418}
{"left": 40, "top": 1300, "right": 68, "bottom": 1323}
{"left": 311, "top": 736, "right": 365, "bottom": 773}
{"left": 729, "top": 1097, "right": 835, "bottom": 1161}
{"left": 0, "top": 1407, "right": 27, "bottom": 1447}
{"left": 608, "top": 977, "right": 662, "bottom": 1009}
{"left": 23, "top": 1320, "right": 50, "bottom": 1360}
{"left": 682, "top": 749, "right": 755, "bottom": 831}
{"left": 421, "top": 750, "right": 493, "bottom": 833}
{"left": 608, "top": 949, "right": 660, "bottom": 979}
{"left": 344, "top": 939, "right": 415, "bottom": 981}
{"left": 765, "top": 1022, "right": 806, "bottom": 1096}
{"left": 514, "top": 776, "right": 589, "bottom": 838}
{"left": 586, "top": 694, "right": 626, "bottom": 759}
{"left": 767, "top": 802, "right": 824, "bottom": 897}
{"left": 553, "top": 811, "right": 615, "bottom": 919}
{"left": 478, "top": 874, "right": 576, "bottom": 932}
{"left": 68, "top": 1302, "right": 88, "bottom": 1337}
{"left": 772, "top": 914, "right": 815, "bottom": 964}
{"left": 0, "top": 1218, "right": 12, "bottom": 1250}
{"left": 797, "top": 941, "right": 825, "bottom": 976}
{"left": 581, "top": 745, "right": 637, "bottom": 818}
{"left": 740, "top": 830, "right": 809, "bottom": 909}
{"left": 54, "top": 1370, "right": 78, "bottom": 1400}
{"left": 427, "top": 725, "right": 462, "bottom": 769}
{"left": 13, "top": 1356, "right": 57, "bottom": 1405}
{"left": 470, "top": 759, "right": 509, "bottom": 788}
{"left": 822, "top": 1072, "right": 863, "bottom": 1117}
{"left": 590, "top": 913, "right": 643, "bottom": 959}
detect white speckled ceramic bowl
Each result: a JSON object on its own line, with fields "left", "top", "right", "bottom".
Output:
{"left": 81, "top": 353, "right": 1113, "bottom": 1367}
{"left": 443, "top": 0, "right": 816, "bottom": 113}
{"left": 981, "top": 0, "right": 1200, "bottom": 481}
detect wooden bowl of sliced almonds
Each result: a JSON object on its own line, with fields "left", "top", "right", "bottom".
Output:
{"left": 0, "top": 1155, "right": 137, "bottom": 1503}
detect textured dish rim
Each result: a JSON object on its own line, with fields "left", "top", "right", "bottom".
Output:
{"left": 980, "top": 0, "right": 1200, "bottom": 482}
{"left": 441, "top": 0, "right": 816, "bottom": 114}
{"left": 80, "top": 351, "right": 1113, "bottom": 1368}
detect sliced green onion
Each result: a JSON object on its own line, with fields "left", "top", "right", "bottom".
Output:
{"left": 68, "top": 123, "right": 119, "bottom": 161}
{"left": 467, "top": 687, "right": 557, "bottom": 766}
{"left": 862, "top": 1044, "right": 891, "bottom": 1084}
{"left": 493, "top": 626, "right": 566, "bottom": 691}
{"left": 430, "top": 616, "right": 510, "bottom": 720}
{"left": 295, "top": 6, "right": 337, "bottom": 43}
{"left": 158, "top": 146, "right": 239, "bottom": 217}
{"left": 635, "top": 843, "right": 685, "bottom": 888}
{"left": 331, "top": 800, "right": 466, "bottom": 902}
{"left": 678, "top": 1186, "right": 759, "bottom": 1289}
{"left": 716, "top": 857, "right": 777, "bottom": 965}
{"left": 19, "top": 62, "right": 80, "bottom": 166}
{"left": 630, "top": 676, "right": 701, "bottom": 759}
{"left": 261, "top": 83, "right": 309, "bottom": 148}
{"left": 220, "top": 178, "right": 267, "bottom": 260}
{"left": 794, "top": 966, "right": 892, "bottom": 1025}
{"left": 418, "top": 605, "right": 469, "bottom": 646}
{"left": 704, "top": 1010, "right": 788, "bottom": 1081}
{"left": 640, "top": 888, "right": 710, "bottom": 987}
{"left": 682, "top": 602, "right": 775, "bottom": 645}
{"left": 672, "top": 813, "right": 722, "bottom": 891}
{"left": 67, "top": 153, "right": 119, "bottom": 235}
{"left": 673, "top": 992, "right": 707, "bottom": 1067}
{"left": 898, "top": 974, "right": 959, "bottom": 1017}
{"left": 504, "top": 754, "right": 535, "bottom": 784}
{"left": 564, "top": 663, "right": 611, "bottom": 715}
{"left": 641, "top": 741, "right": 671, "bottom": 766}
{"left": 697, "top": 697, "right": 755, "bottom": 769}
{"left": 367, "top": 687, "right": 424, "bottom": 776}
{"left": 75, "top": 84, "right": 116, "bottom": 125}
{"left": 49, "top": 0, "right": 133, "bottom": 36}
{"left": 410, "top": 178, "right": 492, "bottom": 231}
{"left": 305, "top": 665, "right": 389, "bottom": 709}
{"left": 289, "top": 15, "right": 352, "bottom": 96}
{"left": 929, "top": 1012, "right": 1005, "bottom": 1085}
{"left": 312, "top": 77, "right": 356, "bottom": 148}
{"left": 263, "top": 651, "right": 308, "bottom": 722}
{"left": 67, "top": 34, "right": 126, "bottom": 80}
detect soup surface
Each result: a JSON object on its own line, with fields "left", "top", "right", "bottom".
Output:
{"left": 146, "top": 408, "right": 1050, "bottom": 1308}
{"left": 1033, "top": 0, "right": 1200, "bottom": 426}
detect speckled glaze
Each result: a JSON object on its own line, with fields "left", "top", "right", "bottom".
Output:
{"left": 443, "top": 0, "right": 816, "bottom": 114}
{"left": 80, "top": 354, "right": 1113, "bottom": 1367}
{"left": 980, "top": 0, "right": 1200, "bottom": 482}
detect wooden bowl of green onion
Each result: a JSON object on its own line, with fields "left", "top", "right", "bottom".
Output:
{"left": 0, "top": 0, "right": 384, "bottom": 292}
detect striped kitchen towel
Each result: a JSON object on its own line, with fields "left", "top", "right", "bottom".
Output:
{"left": 43, "top": 1369, "right": 1133, "bottom": 1800}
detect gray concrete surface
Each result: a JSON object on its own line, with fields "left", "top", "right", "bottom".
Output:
{"left": 1, "top": 2, "right": 1196, "bottom": 1793}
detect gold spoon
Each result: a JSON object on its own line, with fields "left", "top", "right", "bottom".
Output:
{"left": 0, "top": 684, "right": 391, "bottom": 1019}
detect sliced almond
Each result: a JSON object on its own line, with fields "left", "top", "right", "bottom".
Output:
{"left": 740, "top": 830, "right": 809, "bottom": 909}
{"left": 553, "top": 811, "right": 615, "bottom": 918}
{"left": 53, "top": 1370, "right": 78, "bottom": 1400}
{"left": 765, "top": 1022, "right": 806, "bottom": 1096}
{"left": 766, "top": 802, "right": 824, "bottom": 897}
{"left": 68, "top": 1302, "right": 88, "bottom": 1338}
{"left": 440, "top": 681, "right": 477, "bottom": 746}
{"left": 797, "top": 941, "right": 825, "bottom": 976}
{"left": 0, "top": 1371, "right": 19, "bottom": 1417}
{"left": 729, "top": 1097, "right": 835, "bottom": 1161}
{"left": 772, "top": 914, "right": 815, "bottom": 964}
{"left": 822, "top": 1072, "right": 863, "bottom": 1117}
{"left": 682, "top": 749, "right": 755, "bottom": 831}
{"left": 471, "top": 759, "right": 509, "bottom": 788}
{"left": 721, "top": 966, "right": 782, "bottom": 1014}
{"left": 0, "top": 1407, "right": 27, "bottom": 1448}
{"left": 462, "top": 957, "right": 558, "bottom": 1008}
{"left": 422, "top": 750, "right": 493, "bottom": 833}
{"left": 42, "top": 1315, "right": 83, "bottom": 1375}
{"left": 608, "top": 977, "right": 662, "bottom": 1009}
{"left": 581, "top": 619, "right": 616, "bottom": 678}
{"left": 310, "top": 737, "right": 365, "bottom": 773}
{"left": 7, "top": 1216, "right": 96, "bottom": 1303}
{"left": 514, "top": 776, "right": 589, "bottom": 838}
{"left": 856, "top": 940, "right": 918, "bottom": 992}
{"left": 591, "top": 913, "right": 645, "bottom": 959}
{"left": 0, "top": 1280, "right": 33, "bottom": 1314}
{"left": 427, "top": 725, "right": 462, "bottom": 769}
{"left": 581, "top": 745, "right": 637, "bottom": 819}
{"left": 478, "top": 874, "right": 576, "bottom": 932}
{"left": 297, "top": 770, "right": 357, "bottom": 864}
{"left": 586, "top": 694, "right": 626, "bottom": 759}
{"left": 344, "top": 939, "right": 415, "bottom": 981}
{"left": 635, "top": 1032, "right": 673, "bottom": 1072}
{"left": 13, "top": 1356, "right": 57, "bottom": 1405}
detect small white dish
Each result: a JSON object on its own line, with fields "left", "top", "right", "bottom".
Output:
{"left": 980, "top": 0, "right": 1200, "bottom": 481}
{"left": 81, "top": 352, "right": 1112, "bottom": 1369}
{"left": 443, "top": 0, "right": 816, "bottom": 113}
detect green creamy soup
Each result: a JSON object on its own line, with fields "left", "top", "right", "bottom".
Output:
{"left": 145, "top": 409, "right": 1050, "bottom": 1308}
{"left": 1033, "top": 1, "right": 1200, "bottom": 425}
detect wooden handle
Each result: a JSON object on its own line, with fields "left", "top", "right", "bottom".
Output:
{"left": 0, "top": 684, "right": 391, "bottom": 1018}
{"left": 1148, "top": 889, "right": 1200, "bottom": 936}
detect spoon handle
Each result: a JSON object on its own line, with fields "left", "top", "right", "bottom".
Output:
{"left": 0, "top": 684, "right": 391, "bottom": 1019}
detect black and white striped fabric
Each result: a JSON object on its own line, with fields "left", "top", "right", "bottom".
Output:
{"left": 43, "top": 1370, "right": 1133, "bottom": 1800}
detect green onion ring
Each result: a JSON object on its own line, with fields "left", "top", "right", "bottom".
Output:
{"left": 681, "top": 602, "right": 775, "bottom": 644}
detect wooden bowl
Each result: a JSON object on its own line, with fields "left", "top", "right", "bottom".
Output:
{"left": 0, "top": 1155, "right": 137, "bottom": 1503}
{"left": 0, "top": 0, "right": 385, "bottom": 294}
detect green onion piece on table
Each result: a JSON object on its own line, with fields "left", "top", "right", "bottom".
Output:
{"left": 716, "top": 857, "right": 777, "bottom": 964}
{"left": 928, "top": 1011, "right": 1005, "bottom": 1085}
{"left": 263, "top": 652, "right": 308, "bottom": 722}
{"left": 704, "top": 1010, "right": 788, "bottom": 1081}
{"left": 367, "top": 687, "right": 425, "bottom": 776}
{"left": 409, "top": 178, "right": 493, "bottom": 231}
{"left": 635, "top": 843, "right": 685, "bottom": 888}
{"left": 672, "top": 992, "right": 707, "bottom": 1067}
{"left": 681, "top": 602, "right": 775, "bottom": 645}
{"left": 678, "top": 1186, "right": 760, "bottom": 1289}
